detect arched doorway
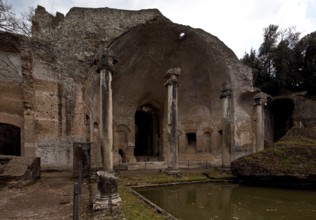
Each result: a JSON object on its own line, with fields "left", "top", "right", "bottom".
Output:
{"left": 272, "top": 98, "right": 294, "bottom": 141}
{"left": 0, "top": 123, "right": 21, "bottom": 156}
{"left": 134, "top": 104, "right": 161, "bottom": 161}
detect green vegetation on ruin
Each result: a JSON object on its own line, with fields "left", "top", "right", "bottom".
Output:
{"left": 232, "top": 128, "right": 316, "bottom": 177}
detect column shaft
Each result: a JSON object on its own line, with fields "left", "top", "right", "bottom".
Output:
{"left": 167, "top": 84, "right": 178, "bottom": 169}
{"left": 222, "top": 97, "right": 231, "bottom": 167}
{"left": 253, "top": 92, "right": 267, "bottom": 153}
{"left": 100, "top": 69, "right": 113, "bottom": 171}
{"left": 220, "top": 82, "right": 232, "bottom": 168}
{"left": 95, "top": 48, "right": 117, "bottom": 172}
{"left": 165, "top": 68, "right": 180, "bottom": 170}
{"left": 255, "top": 104, "right": 264, "bottom": 152}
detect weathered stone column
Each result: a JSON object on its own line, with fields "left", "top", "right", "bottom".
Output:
{"left": 95, "top": 49, "right": 117, "bottom": 172}
{"left": 253, "top": 92, "right": 267, "bottom": 153}
{"left": 164, "top": 68, "right": 180, "bottom": 171}
{"left": 220, "top": 82, "right": 232, "bottom": 168}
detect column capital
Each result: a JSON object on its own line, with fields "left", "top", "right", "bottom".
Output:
{"left": 94, "top": 48, "right": 118, "bottom": 73}
{"left": 253, "top": 92, "right": 267, "bottom": 106}
{"left": 164, "top": 67, "right": 181, "bottom": 87}
{"left": 220, "top": 81, "right": 232, "bottom": 99}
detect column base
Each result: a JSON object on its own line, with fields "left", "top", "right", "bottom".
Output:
{"left": 93, "top": 171, "right": 121, "bottom": 212}
{"left": 93, "top": 193, "right": 122, "bottom": 211}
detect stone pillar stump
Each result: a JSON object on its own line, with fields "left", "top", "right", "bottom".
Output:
{"left": 93, "top": 171, "right": 121, "bottom": 211}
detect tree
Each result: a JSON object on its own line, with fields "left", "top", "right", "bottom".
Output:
{"left": 273, "top": 27, "right": 301, "bottom": 91}
{"left": 241, "top": 24, "right": 305, "bottom": 96}
{"left": 241, "top": 49, "right": 263, "bottom": 83}
{"left": 259, "top": 24, "right": 280, "bottom": 76}
{"left": 18, "top": 6, "right": 34, "bottom": 36}
{"left": 295, "top": 31, "right": 316, "bottom": 94}
{"left": 0, "top": 0, "right": 17, "bottom": 32}
{"left": 0, "top": 0, "right": 33, "bottom": 36}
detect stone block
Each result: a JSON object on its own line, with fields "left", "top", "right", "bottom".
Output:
{"left": 73, "top": 142, "right": 91, "bottom": 178}
{"left": 0, "top": 155, "right": 41, "bottom": 184}
{"left": 37, "top": 141, "right": 72, "bottom": 170}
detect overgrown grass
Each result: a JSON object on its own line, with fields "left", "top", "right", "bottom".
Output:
{"left": 277, "top": 136, "right": 316, "bottom": 147}
{"left": 119, "top": 184, "right": 165, "bottom": 220}
{"left": 232, "top": 128, "right": 316, "bottom": 176}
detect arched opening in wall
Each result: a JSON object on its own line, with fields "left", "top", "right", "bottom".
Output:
{"left": 0, "top": 123, "right": 21, "bottom": 156}
{"left": 134, "top": 104, "right": 160, "bottom": 161}
{"left": 272, "top": 98, "right": 295, "bottom": 142}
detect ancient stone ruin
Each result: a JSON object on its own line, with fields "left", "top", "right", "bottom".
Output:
{"left": 1, "top": 5, "right": 316, "bottom": 174}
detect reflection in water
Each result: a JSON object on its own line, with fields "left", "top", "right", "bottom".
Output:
{"left": 136, "top": 182, "right": 316, "bottom": 220}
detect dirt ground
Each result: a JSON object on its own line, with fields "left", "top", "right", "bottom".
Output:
{"left": 0, "top": 169, "right": 215, "bottom": 220}
{"left": 0, "top": 171, "right": 90, "bottom": 220}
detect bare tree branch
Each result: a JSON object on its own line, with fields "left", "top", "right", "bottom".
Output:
{"left": 0, "top": 0, "right": 33, "bottom": 36}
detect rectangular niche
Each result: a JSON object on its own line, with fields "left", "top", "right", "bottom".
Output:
{"left": 186, "top": 133, "right": 197, "bottom": 147}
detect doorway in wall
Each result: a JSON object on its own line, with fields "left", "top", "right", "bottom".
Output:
{"left": 134, "top": 104, "right": 161, "bottom": 161}
{"left": 272, "top": 98, "right": 294, "bottom": 141}
{"left": 0, "top": 123, "right": 21, "bottom": 156}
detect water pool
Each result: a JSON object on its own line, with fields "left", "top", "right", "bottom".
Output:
{"left": 135, "top": 182, "right": 316, "bottom": 220}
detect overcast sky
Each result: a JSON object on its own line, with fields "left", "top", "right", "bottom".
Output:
{"left": 9, "top": 0, "right": 316, "bottom": 58}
